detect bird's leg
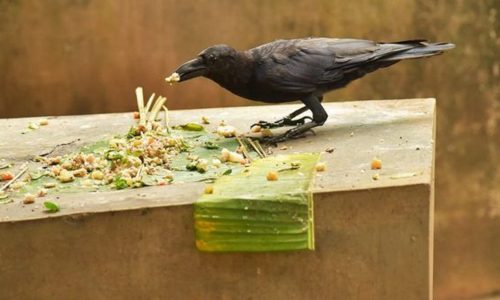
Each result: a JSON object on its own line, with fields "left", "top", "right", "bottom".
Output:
{"left": 262, "top": 95, "right": 328, "bottom": 144}
{"left": 251, "top": 106, "right": 310, "bottom": 129}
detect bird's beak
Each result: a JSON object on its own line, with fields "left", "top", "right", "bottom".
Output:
{"left": 172, "top": 57, "right": 207, "bottom": 82}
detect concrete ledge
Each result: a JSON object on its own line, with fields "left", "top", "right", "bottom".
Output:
{"left": 0, "top": 99, "right": 436, "bottom": 299}
{"left": 1, "top": 184, "right": 432, "bottom": 299}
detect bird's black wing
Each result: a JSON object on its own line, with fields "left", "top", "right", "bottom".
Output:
{"left": 250, "top": 38, "right": 415, "bottom": 96}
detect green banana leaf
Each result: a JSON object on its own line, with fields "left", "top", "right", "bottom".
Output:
{"left": 195, "top": 153, "right": 320, "bottom": 252}
{"left": 19, "top": 128, "right": 256, "bottom": 195}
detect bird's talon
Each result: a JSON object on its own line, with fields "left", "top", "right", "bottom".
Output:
{"left": 251, "top": 120, "right": 275, "bottom": 129}
{"left": 251, "top": 116, "right": 314, "bottom": 130}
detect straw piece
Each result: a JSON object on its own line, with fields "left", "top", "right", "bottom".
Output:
{"left": 135, "top": 87, "right": 146, "bottom": 126}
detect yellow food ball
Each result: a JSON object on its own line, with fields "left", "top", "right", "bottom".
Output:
{"left": 315, "top": 162, "right": 327, "bottom": 172}
{"left": 251, "top": 125, "right": 262, "bottom": 133}
{"left": 23, "top": 193, "right": 36, "bottom": 204}
{"left": 58, "top": 170, "right": 74, "bottom": 183}
{"left": 371, "top": 158, "right": 382, "bottom": 170}
{"left": 266, "top": 170, "right": 278, "bottom": 181}
{"left": 91, "top": 170, "right": 104, "bottom": 180}
{"left": 261, "top": 129, "right": 273, "bottom": 137}
{"left": 204, "top": 185, "right": 214, "bottom": 194}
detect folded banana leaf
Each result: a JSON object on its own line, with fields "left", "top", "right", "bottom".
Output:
{"left": 194, "top": 153, "right": 320, "bottom": 252}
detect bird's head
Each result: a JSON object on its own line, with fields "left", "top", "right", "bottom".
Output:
{"left": 166, "top": 44, "right": 237, "bottom": 83}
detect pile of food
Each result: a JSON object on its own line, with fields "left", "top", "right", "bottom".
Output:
{"left": 0, "top": 87, "right": 263, "bottom": 206}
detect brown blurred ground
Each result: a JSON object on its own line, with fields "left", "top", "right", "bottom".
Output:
{"left": 0, "top": 0, "right": 499, "bottom": 299}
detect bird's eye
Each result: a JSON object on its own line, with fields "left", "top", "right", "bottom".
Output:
{"left": 209, "top": 54, "right": 216, "bottom": 62}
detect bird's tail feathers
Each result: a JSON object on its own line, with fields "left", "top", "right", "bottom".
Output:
{"left": 382, "top": 41, "right": 455, "bottom": 61}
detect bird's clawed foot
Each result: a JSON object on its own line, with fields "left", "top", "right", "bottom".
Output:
{"left": 260, "top": 121, "right": 319, "bottom": 144}
{"left": 251, "top": 116, "right": 312, "bottom": 129}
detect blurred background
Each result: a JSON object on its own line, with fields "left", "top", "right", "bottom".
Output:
{"left": 0, "top": 0, "right": 498, "bottom": 299}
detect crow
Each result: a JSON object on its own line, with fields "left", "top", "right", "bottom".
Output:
{"left": 166, "top": 38, "right": 454, "bottom": 143}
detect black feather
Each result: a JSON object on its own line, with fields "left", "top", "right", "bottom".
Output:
{"left": 198, "top": 38, "right": 454, "bottom": 102}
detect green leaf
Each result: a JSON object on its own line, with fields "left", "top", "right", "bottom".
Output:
{"left": 222, "top": 168, "right": 232, "bottom": 176}
{"left": 126, "top": 126, "right": 137, "bottom": 139}
{"left": 203, "top": 141, "right": 219, "bottom": 149}
{"left": 104, "top": 150, "right": 124, "bottom": 160}
{"left": 180, "top": 123, "right": 204, "bottom": 131}
{"left": 0, "top": 164, "right": 11, "bottom": 170}
{"left": 80, "top": 139, "right": 109, "bottom": 154}
{"left": 0, "top": 192, "right": 11, "bottom": 204}
{"left": 114, "top": 177, "right": 128, "bottom": 190}
{"left": 0, "top": 198, "right": 13, "bottom": 204}
{"left": 30, "top": 171, "right": 46, "bottom": 180}
{"left": 194, "top": 153, "right": 320, "bottom": 252}
{"left": 195, "top": 177, "right": 216, "bottom": 183}
{"left": 43, "top": 201, "right": 60, "bottom": 213}
{"left": 17, "top": 119, "right": 261, "bottom": 196}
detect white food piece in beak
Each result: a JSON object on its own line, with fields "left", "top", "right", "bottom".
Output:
{"left": 165, "top": 72, "right": 180, "bottom": 84}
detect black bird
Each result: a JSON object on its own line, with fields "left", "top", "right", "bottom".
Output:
{"left": 166, "top": 38, "right": 454, "bottom": 143}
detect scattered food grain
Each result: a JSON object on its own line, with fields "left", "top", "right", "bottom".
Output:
{"left": 371, "top": 158, "right": 382, "bottom": 170}
{"left": 50, "top": 166, "right": 62, "bottom": 176}
{"left": 23, "top": 193, "right": 36, "bottom": 204}
{"left": 61, "top": 161, "right": 73, "bottom": 170}
{"left": 196, "top": 159, "right": 209, "bottom": 173}
{"left": 325, "top": 147, "right": 334, "bottom": 153}
{"left": 266, "top": 170, "right": 278, "bottom": 181}
{"left": 212, "top": 159, "right": 222, "bottom": 167}
{"left": 28, "top": 122, "right": 39, "bottom": 130}
{"left": 37, "top": 188, "right": 48, "bottom": 197}
{"left": 10, "top": 182, "right": 25, "bottom": 189}
{"left": 58, "top": 169, "right": 74, "bottom": 183}
{"left": 204, "top": 185, "right": 214, "bottom": 194}
{"left": 217, "top": 123, "right": 237, "bottom": 137}
{"left": 85, "top": 154, "right": 95, "bottom": 164}
{"left": 133, "top": 111, "right": 140, "bottom": 119}
{"left": 48, "top": 156, "right": 62, "bottom": 165}
{"left": 315, "top": 162, "right": 327, "bottom": 172}
{"left": 43, "top": 182, "right": 57, "bottom": 189}
{"left": 73, "top": 168, "right": 87, "bottom": 177}
{"left": 0, "top": 171, "right": 14, "bottom": 181}
{"left": 372, "top": 173, "right": 380, "bottom": 180}
{"left": 39, "top": 119, "right": 49, "bottom": 126}
{"left": 220, "top": 148, "right": 246, "bottom": 164}
{"left": 201, "top": 116, "right": 210, "bottom": 124}
{"left": 251, "top": 125, "right": 262, "bottom": 133}
{"left": 261, "top": 129, "right": 273, "bottom": 137}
